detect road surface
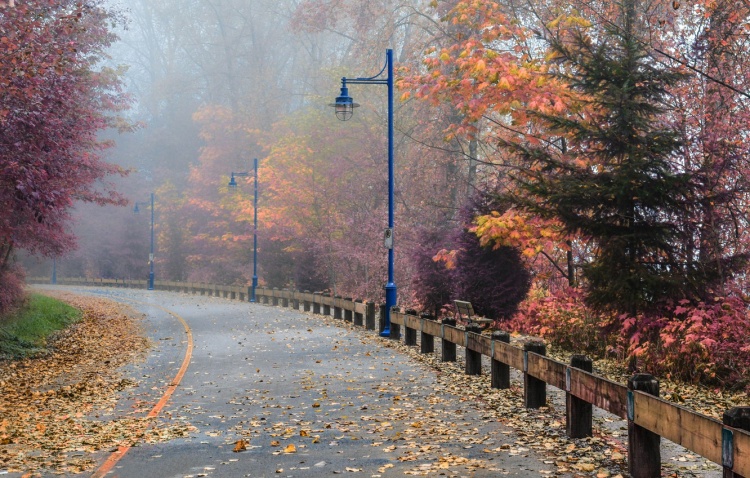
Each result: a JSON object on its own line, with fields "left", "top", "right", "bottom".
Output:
{"left": 26, "top": 286, "right": 574, "bottom": 478}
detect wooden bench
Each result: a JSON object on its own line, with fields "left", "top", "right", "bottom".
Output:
{"left": 453, "top": 300, "right": 493, "bottom": 328}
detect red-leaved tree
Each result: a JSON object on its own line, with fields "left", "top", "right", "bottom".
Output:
{"left": 0, "top": 1, "right": 130, "bottom": 311}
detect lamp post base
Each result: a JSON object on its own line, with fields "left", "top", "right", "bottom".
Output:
{"left": 251, "top": 275, "right": 258, "bottom": 303}
{"left": 382, "top": 282, "right": 397, "bottom": 338}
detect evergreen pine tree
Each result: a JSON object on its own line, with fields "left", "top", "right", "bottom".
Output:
{"left": 504, "top": 19, "right": 695, "bottom": 315}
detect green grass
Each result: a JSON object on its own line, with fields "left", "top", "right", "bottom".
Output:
{"left": 0, "top": 294, "right": 82, "bottom": 359}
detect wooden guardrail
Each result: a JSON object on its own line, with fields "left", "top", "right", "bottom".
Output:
{"left": 390, "top": 310, "right": 750, "bottom": 478}
{"left": 27, "top": 277, "right": 750, "bottom": 477}
{"left": 26, "top": 277, "right": 378, "bottom": 331}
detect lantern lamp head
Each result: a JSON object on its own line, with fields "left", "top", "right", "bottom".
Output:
{"left": 329, "top": 81, "right": 359, "bottom": 121}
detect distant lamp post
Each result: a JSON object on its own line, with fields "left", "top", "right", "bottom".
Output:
{"left": 330, "top": 49, "right": 397, "bottom": 338}
{"left": 228, "top": 157, "right": 259, "bottom": 303}
{"left": 133, "top": 192, "right": 155, "bottom": 290}
{"left": 51, "top": 257, "right": 57, "bottom": 285}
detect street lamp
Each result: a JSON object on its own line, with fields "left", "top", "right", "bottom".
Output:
{"left": 228, "top": 157, "right": 259, "bottom": 303}
{"left": 330, "top": 49, "right": 396, "bottom": 338}
{"left": 133, "top": 192, "right": 155, "bottom": 290}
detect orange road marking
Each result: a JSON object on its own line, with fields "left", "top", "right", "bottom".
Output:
{"left": 91, "top": 300, "right": 194, "bottom": 478}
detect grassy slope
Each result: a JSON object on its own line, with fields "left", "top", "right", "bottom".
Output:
{"left": 0, "top": 294, "right": 82, "bottom": 358}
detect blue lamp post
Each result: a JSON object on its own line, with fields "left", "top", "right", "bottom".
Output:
{"left": 228, "top": 157, "right": 259, "bottom": 303}
{"left": 51, "top": 257, "right": 57, "bottom": 285}
{"left": 330, "top": 49, "right": 397, "bottom": 338}
{"left": 134, "top": 192, "right": 155, "bottom": 290}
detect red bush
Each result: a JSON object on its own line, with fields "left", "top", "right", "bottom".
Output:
{"left": 0, "top": 266, "right": 26, "bottom": 316}
{"left": 624, "top": 297, "right": 750, "bottom": 390}
{"left": 507, "top": 287, "right": 619, "bottom": 357}
{"left": 508, "top": 287, "right": 750, "bottom": 390}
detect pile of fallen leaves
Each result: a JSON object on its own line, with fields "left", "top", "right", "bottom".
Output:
{"left": 0, "top": 292, "right": 191, "bottom": 475}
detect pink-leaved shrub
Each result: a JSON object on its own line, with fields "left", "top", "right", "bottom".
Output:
{"left": 507, "top": 288, "right": 750, "bottom": 390}
{"left": 623, "top": 296, "right": 750, "bottom": 390}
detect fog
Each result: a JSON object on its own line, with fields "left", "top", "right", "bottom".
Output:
{"left": 23, "top": 0, "right": 472, "bottom": 302}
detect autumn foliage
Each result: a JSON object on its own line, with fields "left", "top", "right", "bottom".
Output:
{"left": 15, "top": 0, "right": 750, "bottom": 390}
{"left": 411, "top": 228, "right": 453, "bottom": 317}
{"left": 450, "top": 193, "right": 531, "bottom": 321}
{"left": 0, "top": 0, "right": 130, "bottom": 312}
{"left": 403, "top": 0, "right": 750, "bottom": 386}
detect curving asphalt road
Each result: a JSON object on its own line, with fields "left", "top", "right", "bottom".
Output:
{"left": 28, "top": 286, "right": 573, "bottom": 478}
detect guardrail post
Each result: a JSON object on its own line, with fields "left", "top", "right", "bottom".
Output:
{"left": 304, "top": 291, "right": 311, "bottom": 312}
{"left": 353, "top": 300, "right": 363, "bottom": 325}
{"left": 271, "top": 288, "right": 278, "bottom": 306}
{"left": 389, "top": 307, "right": 401, "bottom": 340}
{"left": 313, "top": 293, "right": 321, "bottom": 314}
{"left": 334, "top": 296, "right": 342, "bottom": 319}
{"left": 378, "top": 304, "right": 386, "bottom": 334}
{"left": 354, "top": 299, "right": 364, "bottom": 326}
{"left": 465, "top": 323, "right": 483, "bottom": 375}
{"left": 344, "top": 298, "right": 353, "bottom": 322}
{"left": 292, "top": 292, "right": 300, "bottom": 310}
{"left": 723, "top": 407, "right": 750, "bottom": 478}
{"left": 491, "top": 331, "right": 510, "bottom": 389}
{"left": 281, "top": 289, "right": 289, "bottom": 307}
{"left": 567, "top": 355, "right": 593, "bottom": 438}
{"left": 628, "top": 373, "right": 660, "bottom": 478}
{"left": 365, "top": 302, "right": 375, "bottom": 330}
{"left": 322, "top": 294, "right": 331, "bottom": 316}
{"left": 524, "top": 341, "right": 547, "bottom": 409}
{"left": 420, "top": 314, "right": 434, "bottom": 354}
{"left": 441, "top": 318, "right": 457, "bottom": 362}
{"left": 404, "top": 310, "right": 417, "bottom": 346}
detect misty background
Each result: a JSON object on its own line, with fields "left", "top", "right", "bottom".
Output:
{"left": 22, "top": 0, "right": 478, "bottom": 303}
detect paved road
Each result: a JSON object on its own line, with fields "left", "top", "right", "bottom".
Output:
{"left": 28, "top": 286, "right": 572, "bottom": 478}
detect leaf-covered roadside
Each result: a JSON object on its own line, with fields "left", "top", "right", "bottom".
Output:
{"left": 376, "top": 330, "right": 725, "bottom": 477}
{"left": 0, "top": 292, "right": 194, "bottom": 476}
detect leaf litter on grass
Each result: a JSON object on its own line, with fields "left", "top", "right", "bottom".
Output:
{"left": 0, "top": 292, "right": 195, "bottom": 476}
